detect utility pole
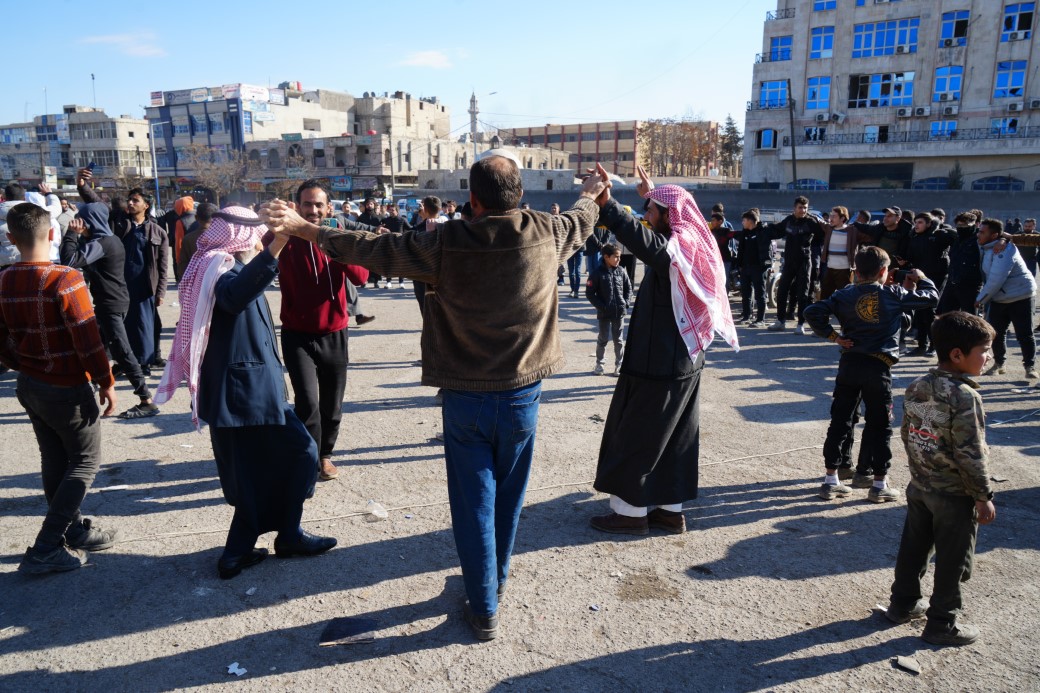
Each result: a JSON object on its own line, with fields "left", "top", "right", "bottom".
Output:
{"left": 786, "top": 78, "right": 798, "bottom": 189}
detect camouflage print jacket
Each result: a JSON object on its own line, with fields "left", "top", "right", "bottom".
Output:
{"left": 901, "top": 368, "right": 993, "bottom": 501}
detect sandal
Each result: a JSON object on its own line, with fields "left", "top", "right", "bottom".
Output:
{"left": 119, "top": 403, "right": 160, "bottom": 419}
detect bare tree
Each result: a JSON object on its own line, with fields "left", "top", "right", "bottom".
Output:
{"left": 639, "top": 118, "right": 718, "bottom": 177}
{"left": 177, "top": 143, "right": 258, "bottom": 205}
{"left": 268, "top": 153, "right": 314, "bottom": 200}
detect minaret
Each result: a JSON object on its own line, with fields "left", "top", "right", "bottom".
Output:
{"left": 469, "top": 92, "right": 479, "bottom": 142}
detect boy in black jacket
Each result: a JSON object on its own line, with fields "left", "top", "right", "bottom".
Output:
{"left": 586, "top": 243, "right": 632, "bottom": 376}
{"left": 804, "top": 246, "right": 938, "bottom": 502}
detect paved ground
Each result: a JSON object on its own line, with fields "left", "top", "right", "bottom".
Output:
{"left": 1, "top": 269, "right": 1038, "bottom": 692}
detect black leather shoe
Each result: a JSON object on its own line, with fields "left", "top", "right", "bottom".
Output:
{"left": 274, "top": 530, "right": 337, "bottom": 558}
{"left": 218, "top": 548, "right": 268, "bottom": 580}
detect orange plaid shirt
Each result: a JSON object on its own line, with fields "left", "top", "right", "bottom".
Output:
{"left": 0, "top": 262, "right": 114, "bottom": 388}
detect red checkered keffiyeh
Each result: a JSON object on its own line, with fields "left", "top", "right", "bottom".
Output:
{"left": 645, "top": 185, "right": 739, "bottom": 359}
{"left": 155, "top": 207, "right": 267, "bottom": 428}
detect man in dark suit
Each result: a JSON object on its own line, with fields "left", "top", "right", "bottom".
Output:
{"left": 154, "top": 207, "right": 336, "bottom": 580}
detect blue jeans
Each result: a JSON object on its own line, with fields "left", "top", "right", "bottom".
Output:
{"left": 567, "top": 252, "right": 584, "bottom": 293}
{"left": 442, "top": 382, "right": 541, "bottom": 618}
{"left": 585, "top": 251, "right": 600, "bottom": 278}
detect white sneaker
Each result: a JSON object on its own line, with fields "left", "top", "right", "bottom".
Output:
{"left": 768, "top": 321, "right": 787, "bottom": 332}
{"left": 1026, "top": 367, "right": 1039, "bottom": 380}
{"left": 798, "top": 323, "right": 811, "bottom": 336}
{"left": 397, "top": 281, "right": 405, "bottom": 289}
{"left": 593, "top": 364, "right": 605, "bottom": 375}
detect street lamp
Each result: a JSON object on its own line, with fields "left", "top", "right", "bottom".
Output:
{"left": 148, "top": 120, "right": 170, "bottom": 210}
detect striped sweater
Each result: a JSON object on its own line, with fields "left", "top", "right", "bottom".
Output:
{"left": 0, "top": 262, "right": 114, "bottom": 388}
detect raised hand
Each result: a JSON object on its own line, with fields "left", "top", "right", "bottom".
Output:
{"left": 635, "top": 165, "right": 654, "bottom": 198}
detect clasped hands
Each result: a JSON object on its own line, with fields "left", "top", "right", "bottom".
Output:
{"left": 259, "top": 200, "right": 309, "bottom": 237}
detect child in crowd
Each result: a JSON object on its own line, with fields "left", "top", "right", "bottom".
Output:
{"left": 0, "top": 203, "right": 119, "bottom": 574}
{"left": 804, "top": 246, "right": 938, "bottom": 502}
{"left": 886, "top": 311, "right": 996, "bottom": 646}
{"left": 586, "top": 243, "right": 632, "bottom": 376}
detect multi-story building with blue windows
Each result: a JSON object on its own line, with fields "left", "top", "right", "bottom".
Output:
{"left": 744, "top": 1, "right": 1040, "bottom": 191}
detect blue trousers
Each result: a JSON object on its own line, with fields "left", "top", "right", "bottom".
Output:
{"left": 442, "top": 382, "right": 541, "bottom": 618}
{"left": 567, "top": 252, "right": 584, "bottom": 293}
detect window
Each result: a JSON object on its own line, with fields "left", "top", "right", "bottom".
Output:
{"left": 617, "top": 130, "right": 635, "bottom": 139}
{"left": 759, "top": 80, "right": 788, "bottom": 109}
{"left": 581, "top": 132, "right": 596, "bottom": 141}
{"left": 995, "top": 61, "right": 1027, "bottom": 98}
{"left": 267, "top": 148, "right": 281, "bottom": 169}
{"left": 856, "top": 0, "right": 902, "bottom": 5}
{"left": 806, "top": 76, "right": 831, "bottom": 109}
{"left": 208, "top": 114, "right": 225, "bottom": 133}
{"left": 1002, "top": 3, "right": 1034, "bottom": 42}
{"left": 813, "top": 0, "right": 836, "bottom": 10}
{"left": 912, "top": 177, "right": 950, "bottom": 190}
{"left": 972, "top": 176, "right": 1024, "bottom": 191}
{"left": 847, "top": 72, "right": 915, "bottom": 109}
{"left": 864, "top": 125, "right": 889, "bottom": 143}
{"left": 991, "top": 117, "right": 1020, "bottom": 135}
{"left": 930, "top": 121, "right": 958, "bottom": 139}
{"left": 804, "top": 127, "right": 826, "bottom": 142}
{"left": 933, "top": 66, "right": 963, "bottom": 102}
{"left": 172, "top": 118, "right": 189, "bottom": 136}
{"left": 600, "top": 130, "right": 615, "bottom": 141}
{"left": 565, "top": 133, "right": 578, "bottom": 142}
{"left": 939, "top": 10, "right": 969, "bottom": 47}
{"left": 547, "top": 133, "right": 562, "bottom": 143}
{"left": 769, "top": 35, "right": 792, "bottom": 61}
{"left": 789, "top": 179, "right": 828, "bottom": 190}
{"left": 852, "top": 18, "right": 919, "bottom": 58}
{"left": 756, "top": 129, "right": 777, "bottom": 149}
{"left": 810, "top": 27, "right": 834, "bottom": 59}
{"left": 191, "top": 115, "right": 208, "bottom": 135}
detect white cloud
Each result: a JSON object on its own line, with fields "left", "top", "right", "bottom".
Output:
{"left": 80, "top": 33, "right": 167, "bottom": 58}
{"left": 398, "top": 51, "right": 452, "bottom": 69}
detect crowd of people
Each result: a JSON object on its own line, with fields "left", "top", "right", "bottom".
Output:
{"left": 0, "top": 157, "right": 1037, "bottom": 647}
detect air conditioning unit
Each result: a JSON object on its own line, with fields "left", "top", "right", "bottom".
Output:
{"left": 1008, "top": 102, "right": 1025, "bottom": 112}
{"left": 815, "top": 112, "right": 830, "bottom": 122}
{"left": 939, "top": 92, "right": 951, "bottom": 102}
{"left": 1008, "top": 31, "right": 1024, "bottom": 41}
{"left": 915, "top": 106, "right": 932, "bottom": 117}
{"left": 1030, "top": 98, "right": 1040, "bottom": 109}
{"left": 941, "top": 38, "right": 956, "bottom": 48}
{"left": 831, "top": 112, "right": 846, "bottom": 124}
{"left": 896, "top": 107, "right": 913, "bottom": 118}
{"left": 875, "top": 0, "right": 890, "bottom": 4}
{"left": 943, "top": 105, "right": 959, "bottom": 116}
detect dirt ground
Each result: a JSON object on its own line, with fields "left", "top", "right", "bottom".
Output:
{"left": 1, "top": 267, "right": 1038, "bottom": 692}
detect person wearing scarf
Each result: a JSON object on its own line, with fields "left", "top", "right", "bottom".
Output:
{"left": 155, "top": 207, "right": 335, "bottom": 580}
{"left": 590, "top": 167, "right": 739, "bottom": 536}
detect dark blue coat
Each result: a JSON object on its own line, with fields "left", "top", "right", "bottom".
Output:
{"left": 197, "top": 249, "right": 288, "bottom": 428}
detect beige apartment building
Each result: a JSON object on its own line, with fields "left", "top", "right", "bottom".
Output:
{"left": 497, "top": 121, "right": 639, "bottom": 176}
{"left": 0, "top": 106, "right": 153, "bottom": 191}
{"left": 744, "top": 0, "right": 1040, "bottom": 190}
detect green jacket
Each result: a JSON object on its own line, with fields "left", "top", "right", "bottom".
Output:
{"left": 901, "top": 368, "right": 993, "bottom": 501}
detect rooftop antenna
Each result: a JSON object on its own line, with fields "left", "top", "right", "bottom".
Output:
{"left": 91, "top": 73, "right": 96, "bottom": 109}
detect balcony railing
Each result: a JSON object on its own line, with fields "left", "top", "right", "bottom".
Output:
{"left": 755, "top": 49, "right": 793, "bottom": 63}
{"left": 747, "top": 100, "right": 790, "bottom": 112}
{"left": 766, "top": 8, "right": 796, "bottom": 21}
{"left": 781, "top": 126, "right": 1040, "bottom": 147}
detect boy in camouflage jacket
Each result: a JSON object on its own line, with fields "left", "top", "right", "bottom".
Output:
{"left": 886, "top": 311, "right": 997, "bottom": 647}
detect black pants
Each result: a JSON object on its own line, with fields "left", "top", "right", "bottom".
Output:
{"left": 823, "top": 353, "right": 893, "bottom": 476}
{"left": 739, "top": 266, "right": 766, "bottom": 322}
{"left": 16, "top": 375, "right": 101, "bottom": 550}
{"left": 891, "top": 484, "right": 978, "bottom": 628}
{"left": 282, "top": 327, "right": 349, "bottom": 460}
{"left": 989, "top": 296, "right": 1036, "bottom": 368}
{"left": 153, "top": 303, "right": 163, "bottom": 361}
{"left": 414, "top": 281, "right": 427, "bottom": 315}
{"left": 776, "top": 255, "right": 811, "bottom": 323}
{"left": 95, "top": 309, "right": 151, "bottom": 400}
{"left": 937, "top": 281, "right": 981, "bottom": 315}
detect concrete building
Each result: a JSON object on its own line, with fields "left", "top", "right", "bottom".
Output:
{"left": 498, "top": 121, "right": 636, "bottom": 176}
{"left": 0, "top": 106, "right": 153, "bottom": 192}
{"left": 744, "top": 0, "right": 1040, "bottom": 191}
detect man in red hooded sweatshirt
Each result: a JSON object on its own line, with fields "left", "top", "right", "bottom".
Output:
{"left": 273, "top": 180, "right": 369, "bottom": 481}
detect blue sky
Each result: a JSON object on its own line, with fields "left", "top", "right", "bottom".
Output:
{"left": 9, "top": 0, "right": 775, "bottom": 133}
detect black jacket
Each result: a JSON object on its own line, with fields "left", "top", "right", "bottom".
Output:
{"left": 765, "top": 214, "right": 823, "bottom": 262}
{"left": 904, "top": 221, "right": 956, "bottom": 284}
{"left": 946, "top": 225, "right": 983, "bottom": 287}
{"left": 59, "top": 203, "right": 130, "bottom": 313}
{"left": 736, "top": 223, "right": 772, "bottom": 271}
{"left": 381, "top": 215, "right": 411, "bottom": 234}
{"left": 860, "top": 219, "right": 911, "bottom": 262}
{"left": 586, "top": 261, "right": 632, "bottom": 319}
{"left": 357, "top": 211, "right": 382, "bottom": 228}
{"left": 598, "top": 199, "right": 704, "bottom": 380}
{"left": 805, "top": 278, "right": 938, "bottom": 364}
{"left": 584, "top": 226, "right": 609, "bottom": 254}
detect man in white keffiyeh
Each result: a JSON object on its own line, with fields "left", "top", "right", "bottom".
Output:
{"left": 590, "top": 166, "right": 738, "bottom": 536}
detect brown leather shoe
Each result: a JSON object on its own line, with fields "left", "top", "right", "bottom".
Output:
{"left": 647, "top": 508, "right": 686, "bottom": 534}
{"left": 319, "top": 458, "right": 339, "bottom": 481}
{"left": 590, "top": 512, "right": 649, "bottom": 536}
